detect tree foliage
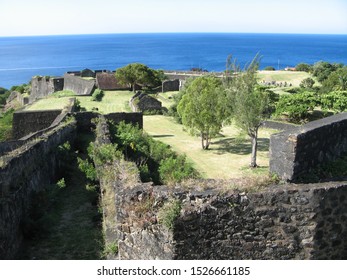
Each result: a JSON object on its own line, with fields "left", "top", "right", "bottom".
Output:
{"left": 300, "top": 77, "right": 315, "bottom": 89}
{"left": 177, "top": 76, "right": 226, "bottom": 150}
{"left": 225, "top": 54, "right": 270, "bottom": 167}
{"left": 115, "top": 63, "right": 164, "bottom": 92}
{"left": 274, "top": 92, "right": 319, "bottom": 123}
{"left": 295, "top": 63, "right": 312, "bottom": 72}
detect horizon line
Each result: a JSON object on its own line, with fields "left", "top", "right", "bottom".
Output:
{"left": 1, "top": 31, "right": 347, "bottom": 38}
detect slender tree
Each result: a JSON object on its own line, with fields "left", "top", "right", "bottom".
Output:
{"left": 177, "top": 76, "right": 226, "bottom": 150}
{"left": 225, "top": 55, "right": 270, "bottom": 167}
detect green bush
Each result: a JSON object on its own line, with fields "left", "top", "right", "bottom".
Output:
{"left": 0, "top": 109, "right": 14, "bottom": 141}
{"left": 91, "top": 89, "right": 104, "bottom": 102}
{"left": 158, "top": 199, "right": 181, "bottom": 230}
{"left": 264, "top": 66, "right": 275, "bottom": 71}
{"left": 77, "top": 157, "right": 97, "bottom": 181}
{"left": 113, "top": 121, "right": 198, "bottom": 184}
{"left": 159, "top": 155, "right": 197, "bottom": 184}
{"left": 274, "top": 92, "right": 319, "bottom": 123}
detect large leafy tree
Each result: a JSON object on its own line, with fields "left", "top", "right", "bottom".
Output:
{"left": 225, "top": 55, "right": 270, "bottom": 167}
{"left": 177, "top": 76, "right": 226, "bottom": 150}
{"left": 115, "top": 63, "right": 163, "bottom": 92}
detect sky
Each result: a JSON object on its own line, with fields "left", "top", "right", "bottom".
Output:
{"left": 1, "top": 0, "right": 347, "bottom": 36}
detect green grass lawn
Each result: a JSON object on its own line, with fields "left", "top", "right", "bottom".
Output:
{"left": 257, "top": 70, "right": 315, "bottom": 87}
{"left": 144, "top": 115, "right": 277, "bottom": 179}
{"left": 25, "top": 91, "right": 134, "bottom": 113}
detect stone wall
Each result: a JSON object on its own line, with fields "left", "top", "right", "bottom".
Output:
{"left": 108, "top": 178, "right": 347, "bottom": 260}
{"left": 0, "top": 121, "right": 77, "bottom": 259}
{"left": 270, "top": 113, "right": 347, "bottom": 181}
{"left": 74, "top": 112, "right": 143, "bottom": 132}
{"left": 63, "top": 74, "right": 95, "bottom": 96}
{"left": 12, "top": 110, "right": 62, "bottom": 139}
{"left": 30, "top": 76, "right": 64, "bottom": 103}
{"left": 162, "top": 79, "right": 180, "bottom": 92}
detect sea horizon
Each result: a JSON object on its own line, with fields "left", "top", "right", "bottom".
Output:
{"left": 1, "top": 32, "right": 347, "bottom": 89}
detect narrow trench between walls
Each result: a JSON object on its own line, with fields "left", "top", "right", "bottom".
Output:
{"left": 17, "top": 131, "right": 105, "bottom": 260}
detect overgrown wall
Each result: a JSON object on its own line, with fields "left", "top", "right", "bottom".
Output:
{"left": 270, "top": 112, "right": 347, "bottom": 181}
{"left": 108, "top": 179, "right": 347, "bottom": 260}
{"left": 0, "top": 121, "right": 77, "bottom": 259}
{"left": 63, "top": 74, "right": 95, "bottom": 96}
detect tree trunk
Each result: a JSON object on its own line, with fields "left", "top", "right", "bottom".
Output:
{"left": 201, "top": 133, "right": 210, "bottom": 150}
{"left": 250, "top": 129, "right": 258, "bottom": 168}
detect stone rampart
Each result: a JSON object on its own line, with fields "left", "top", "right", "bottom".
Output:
{"left": 12, "top": 110, "right": 62, "bottom": 139}
{"left": 63, "top": 74, "right": 95, "bottom": 96}
{"left": 162, "top": 79, "right": 180, "bottom": 92}
{"left": 108, "top": 179, "right": 347, "bottom": 260}
{"left": 0, "top": 121, "right": 77, "bottom": 259}
{"left": 30, "top": 76, "right": 64, "bottom": 103}
{"left": 90, "top": 119, "right": 347, "bottom": 260}
{"left": 270, "top": 113, "right": 347, "bottom": 181}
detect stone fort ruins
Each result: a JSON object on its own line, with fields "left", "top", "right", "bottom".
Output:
{"left": 1, "top": 69, "right": 347, "bottom": 259}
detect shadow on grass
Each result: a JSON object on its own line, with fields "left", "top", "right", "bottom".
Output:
{"left": 151, "top": 134, "right": 174, "bottom": 138}
{"left": 211, "top": 137, "right": 270, "bottom": 155}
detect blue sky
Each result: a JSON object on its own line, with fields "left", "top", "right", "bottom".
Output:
{"left": 1, "top": 0, "right": 347, "bottom": 36}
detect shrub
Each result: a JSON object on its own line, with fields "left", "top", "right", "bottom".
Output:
{"left": 159, "top": 155, "right": 197, "bottom": 184}
{"left": 56, "top": 178, "right": 66, "bottom": 189}
{"left": 91, "top": 89, "right": 104, "bottom": 101}
{"left": 0, "top": 109, "right": 14, "bottom": 141}
{"left": 274, "top": 92, "right": 319, "bottom": 123}
{"left": 113, "top": 121, "right": 199, "bottom": 184}
{"left": 300, "top": 77, "right": 315, "bottom": 89}
{"left": 77, "top": 157, "right": 97, "bottom": 181}
{"left": 264, "top": 66, "right": 275, "bottom": 71}
{"left": 158, "top": 199, "right": 181, "bottom": 230}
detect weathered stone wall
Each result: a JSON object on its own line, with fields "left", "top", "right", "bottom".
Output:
{"left": 63, "top": 74, "right": 95, "bottom": 96}
{"left": 109, "top": 179, "right": 347, "bottom": 260}
{"left": 162, "top": 79, "right": 180, "bottom": 92}
{"left": 74, "top": 112, "right": 143, "bottom": 132}
{"left": 30, "top": 76, "right": 64, "bottom": 103}
{"left": 270, "top": 113, "right": 347, "bottom": 181}
{"left": 12, "top": 110, "right": 62, "bottom": 139}
{"left": 0, "top": 121, "right": 77, "bottom": 259}
{"left": 96, "top": 73, "right": 129, "bottom": 90}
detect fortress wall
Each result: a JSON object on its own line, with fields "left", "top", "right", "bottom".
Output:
{"left": 63, "top": 74, "right": 95, "bottom": 96}
{"left": 0, "top": 121, "right": 77, "bottom": 259}
{"left": 12, "top": 110, "right": 62, "bottom": 139}
{"left": 109, "top": 179, "right": 347, "bottom": 260}
{"left": 30, "top": 76, "right": 64, "bottom": 103}
{"left": 162, "top": 79, "right": 180, "bottom": 92}
{"left": 270, "top": 112, "right": 347, "bottom": 181}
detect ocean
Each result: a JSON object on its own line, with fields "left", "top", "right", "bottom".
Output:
{"left": 0, "top": 33, "right": 347, "bottom": 89}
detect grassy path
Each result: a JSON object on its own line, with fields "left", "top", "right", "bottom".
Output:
{"left": 19, "top": 134, "right": 104, "bottom": 260}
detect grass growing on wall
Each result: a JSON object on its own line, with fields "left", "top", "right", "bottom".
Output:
{"left": 0, "top": 109, "right": 14, "bottom": 141}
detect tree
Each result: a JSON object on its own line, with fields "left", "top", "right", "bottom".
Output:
{"left": 264, "top": 66, "right": 275, "bottom": 71}
{"left": 115, "top": 63, "right": 163, "bottom": 92}
{"left": 177, "top": 76, "right": 226, "bottom": 150}
{"left": 225, "top": 54, "right": 270, "bottom": 167}
{"left": 300, "top": 77, "right": 315, "bottom": 89}
{"left": 295, "top": 63, "right": 312, "bottom": 72}
{"left": 322, "top": 67, "right": 347, "bottom": 92}
{"left": 312, "top": 61, "right": 341, "bottom": 83}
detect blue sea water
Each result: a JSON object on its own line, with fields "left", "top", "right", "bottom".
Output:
{"left": 0, "top": 33, "right": 347, "bottom": 89}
